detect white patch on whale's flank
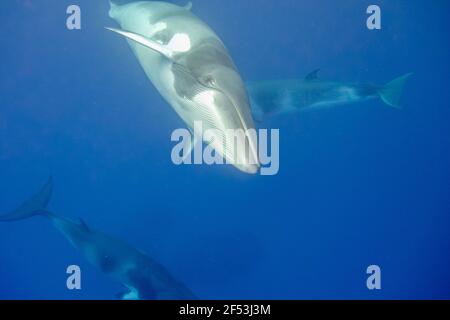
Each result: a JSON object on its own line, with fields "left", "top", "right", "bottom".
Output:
{"left": 122, "top": 287, "right": 140, "bottom": 300}
{"left": 281, "top": 89, "right": 295, "bottom": 112}
{"left": 339, "top": 87, "right": 358, "bottom": 100}
{"left": 168, "top": 33, "right": 191, "bottom": 53}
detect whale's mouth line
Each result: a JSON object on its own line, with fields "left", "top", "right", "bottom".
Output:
{"left": 214, "top": 88, "right": 260, "bottom": 166}
{"left": 192, "top": 91, "right": 261, "bottom": 169}
{"left": 176, "top": 64, "right": 260, "bottom": 167}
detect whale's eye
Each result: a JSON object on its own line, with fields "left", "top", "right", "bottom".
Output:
{"left": 200, "top": 75, "right": 216, "bottom": 88}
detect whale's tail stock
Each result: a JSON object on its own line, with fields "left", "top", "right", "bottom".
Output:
{"left": 0, "top": 177, "right": 53, "bottom": 222}
{"left": 378, "top": 73, "right": 413, "bottom": 109}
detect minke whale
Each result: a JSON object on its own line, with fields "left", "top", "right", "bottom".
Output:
{"left": 0, "top": 178, "right": 197, "bottom": 300}
{"left": 247, "top": 71, "right": 412, "bottom": 120}
{"left": 107, "top": 1, "right": 260, "bottom": 174}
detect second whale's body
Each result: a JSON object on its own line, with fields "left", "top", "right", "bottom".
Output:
{"left": 248, "top": 71, "right": 412, "bottom": 119}
{"left": 0, "top": 178, "right": 196, "bottom": 300}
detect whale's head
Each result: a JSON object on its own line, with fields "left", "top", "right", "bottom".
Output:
{"left": 52, "top": 217, "right": 132, "bottom": 275}
{"left": 106, "top": 2, "right": 260, "bottom": 174}
{"left": 174, "top": 40, "right": 260, "bottom": 174}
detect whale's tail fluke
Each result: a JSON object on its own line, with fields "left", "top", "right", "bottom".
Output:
{"left": 378, "top": 73, "right": 413, "bottom": 109}
{"left": 0, "top": 177, "right": 53, "bottom": 222}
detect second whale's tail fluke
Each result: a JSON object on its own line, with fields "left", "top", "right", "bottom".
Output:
{"left": 0, "top": 177, "right": 53, "bottom": 222}
{"left": 378, "top": 73, "right": 413, "bottom": 109}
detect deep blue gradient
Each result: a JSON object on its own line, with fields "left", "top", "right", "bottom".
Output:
{"left": 0, "top": 0, "right": 449, "bottom": 299}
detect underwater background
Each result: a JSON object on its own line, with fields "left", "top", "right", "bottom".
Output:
{"left": 0, "top": 0, "right": 449, "bottom": 299}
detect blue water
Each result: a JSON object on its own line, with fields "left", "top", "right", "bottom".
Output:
{"left": 0, "top": 0, "right": 449, "bottom": 300}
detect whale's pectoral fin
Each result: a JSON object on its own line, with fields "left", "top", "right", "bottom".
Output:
{"left": 105, "top": 27, "right": 174, "bottom": 60}
{"left": 305, "top": 69, "right": 320, "bottom": 81}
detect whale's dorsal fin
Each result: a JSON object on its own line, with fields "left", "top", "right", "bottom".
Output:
{"left": 305, "top": 69, "right": 320, "bottom": 81}
{"left": 79, "top": 218, "right": 90, "bottom": 232}
{"left": 106, "top": 27, "right": 175, "bottom": 59}
{"left": 184, "top": 2, "right": 193, "bottom": 10}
